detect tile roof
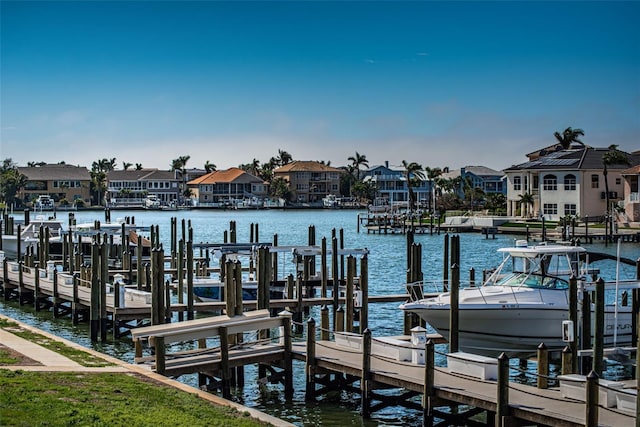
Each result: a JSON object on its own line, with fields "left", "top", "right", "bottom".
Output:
{"left": 274, "top": 161, "right": 344, "bottom": 173}
{"left": 18, "top": 164, "right": 91, "bottom": 180}
{"left": 107, "top": 169, "right": 176, "bottom": 180}
{"left": 188, "top": 167, "right": 263, "bottom": 184}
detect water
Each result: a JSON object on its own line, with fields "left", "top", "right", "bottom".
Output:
{"left": 2, "top": 209, "right": 639, "bottom": 426}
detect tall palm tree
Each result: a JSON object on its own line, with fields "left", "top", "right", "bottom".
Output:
{"left": 401, "top": 160, "right": 425, "bottom": 212}
{"left": 171, "top": 155, "right": 191, "bottom": 205}
{"left": 424, "top": 166, "right": 443, "bottom": 213}
{"left": 204, "top": 161, "right": 217, "bottom": 173}
{"left": 602, "top": 144, "right": 630, "bottom": 224}
{"left": 347, "top": 152, "right": 369, "bottom": 181}
{"left": 135, "top": 163, "right": 143, "bottom": 170}
{"left": 554, "top": 127, "right": 585, "bottom": 150}
{"left": 276, "top": 149, "right": 293, "bottom": 166}
{"left": 122, "top": 162, "right": 132, "bottom": 170}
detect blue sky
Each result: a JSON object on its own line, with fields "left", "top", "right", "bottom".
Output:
{"left": 1, "top": 1, "right": 639, "bottom": 172}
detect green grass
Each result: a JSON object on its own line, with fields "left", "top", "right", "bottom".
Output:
{"left": 0, "top": 319, "right": 114, "bottom": 368}
{"left": 0, "top": 349, "right": 19, "bottom": 365}
{"left": 0, "top": 370, "right": 268, "bottom": 426}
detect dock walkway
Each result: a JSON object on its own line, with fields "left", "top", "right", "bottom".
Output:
{"left": 293, "top": 338, "right": 635, "bottom": 426}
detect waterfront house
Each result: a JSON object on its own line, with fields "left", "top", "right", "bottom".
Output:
{"left": 187, "top": 167, "right": 267, "bottom": 207}
{"left": 363, "top": 162, "right": 432, "bottom": 209}
{"left": 17, "top": 164, "right": 91, "bottom": 208}
{"left": 503, "top": 146, "right": 640, "bottom": 221}
{"left": 621, "top": 164, "right": 640, "bottom": 223}
{"left": 442, "top": 166, "right": 506, "bottom": 196}
{"left": 106, "top": 169, "right": 181, "bottom": 207}
{"left": 273, "top": 161, "right": 343, "bottom": 204}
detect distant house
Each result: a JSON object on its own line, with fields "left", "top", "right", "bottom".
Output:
{"left": 441, "top": 166, "right": 506, "bottom": 199}
{"left": 106, "top": 169, "right": 181, "bottom": 206}
{"left": 621, "top": 165, "right": 640, "bottom": 222}
{"left": 187, "top": 167, "right": 267, "bottom": 206}
{"left": 363, "top": 162, "right": 431, "bottom": 208}
{"left": 18, "top": 164, "right": 91, "bottom": 207}
{"left": 503, "top": 147, "right": 640, "bottom": 221}
{"left": 273, "top": 161, "right": 343, "bottom": 204}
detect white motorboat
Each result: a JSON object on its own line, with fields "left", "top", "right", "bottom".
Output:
{"left": 400, "top": 241, "right": 635, "bottom": 356}
{"left": 1, "top": 215, "right": 66, "bottom": 257}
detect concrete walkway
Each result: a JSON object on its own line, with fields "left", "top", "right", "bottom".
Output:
{"left": 0, "top": 314, "right": 295, "bottom": 427}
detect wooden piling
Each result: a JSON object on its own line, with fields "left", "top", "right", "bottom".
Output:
{"left": 536, "top": 343, "right": 548, "bottom": 389}
{"left": 359, "top": 254, "right": 368, "bottom": 333}
{"left": 449, "top": 263, "right": 460, "bottom": 353}
{"left": 569, "top": 275, "right": 578, "bottom": 373}
{"left": 361, "top": 328, "right": 372, "bottom": 418}
{"left": 90, "top": 241, "right": 100, "bottom": 341}
{"left": 585, "top": 370, "right": 598, "bottom": 427}
{"left": 496, "top": 352, "right": 510, "bottom": 427}
{"left": 305, "top": 317, "right": 316, "bottom": 400}
{"left": 422, "top": 339, "right": 435, "bottom": 427}
{"left": 593, "top": 277, "right": 605, "bottom": 376}
{"left": 561, "top": 346, "right": 573, "bottom": 375}
{"left": 346, "top": 256, "right": 355, "bottom": 332}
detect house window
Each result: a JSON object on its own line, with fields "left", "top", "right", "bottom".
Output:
{"left": 591, "top": 174, "right": 599, "bottom": 189}
{"left": 564, "top": 174, "right": 576, "bottom": 191}
{"left": 543, "top": 174, "right": 557, "bottom": 191}
{"left": 543, "top": 203, "right": 558, "bottom": 215}
{"left": 564, "top": 204, "right": 577, "bottom": 216}
{"left": 513, "top": 176, "right": 521, "bottom": 191}
{"left": 616, "top": 178, "right": 621, "bottom": 185}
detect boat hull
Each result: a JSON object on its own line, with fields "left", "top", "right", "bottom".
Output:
{"left": 402, "top": 303, "right": 633, "bottom": 357}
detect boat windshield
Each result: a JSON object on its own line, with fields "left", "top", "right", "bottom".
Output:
{"left": 495, "top": 272, "right": 569, "bottom": 289}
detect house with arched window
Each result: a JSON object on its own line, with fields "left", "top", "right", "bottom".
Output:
{"left": 503, "top": 147, "right": 639, "bottom": 221}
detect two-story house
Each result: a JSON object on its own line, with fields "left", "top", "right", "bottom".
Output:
{"left": 106, "top": 169, "right": 181, "bottom": 206}
{"left": 504, "top": 147, "right": 639, "bottom": 221}
{"left": 18, "top": 164, "right": 92, "bottom": 207}
{"left": 363, "top": 162, "right": 432, "bottom": 208}
{"left": 273, "top": 161, "right": 344, "bottom": 204}
{"left": 187, "top": 167, "right": 267, "bottom": 206}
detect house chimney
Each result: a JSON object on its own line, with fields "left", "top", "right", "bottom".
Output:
{"left": 385, "top": 160, "right": 389, "bottom": 168}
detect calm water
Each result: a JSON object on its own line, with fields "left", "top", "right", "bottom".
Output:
{"left": 2, "top": 209, "right": 639, "bottom": 426}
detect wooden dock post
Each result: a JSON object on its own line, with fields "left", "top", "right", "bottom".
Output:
{"left": 561, "top": 346, "right": 573, "bottom": 375}
{"left": 304, "top": 318, "right": 316, "bottom": 400}
{"left": 321, "top": 237, "right": 327, "bottom": 298}
{"left": 320, "top": 306, "right": 329, "bottom": 341}
{"left": 336, "top": 306, "right": 344, "bottom": 332}
{"left": 90, "top": 241, "right": 100, "bottom": 341}
{"left": 569, "top": 275, "right": 578, "bottom": 373}
{"left": 585, "top": 370, "right": 598, "bottom": 427}
{"left": 186, "top": 239, "right": 194, "bottom": 320}
{"left": 332, "top": 235, "right": 339, "bottom": 330}
{"left": 593, "top": 277, "right": 605, "bottom": 376}
{"left": 100, "top": 237, "right": 108, "bottom": 342}
{"left": 282, "top": 313, "right": 293, "bottom": 400}
{"left": 496, "top": 352, "right": 510, "bottom": 427}
{"left": 449, "top": 263, "right": 460, "bottom": 353}
{"left": 423, "top": 339, "right": 435, "bottom": 427}
{"left": 361, "top": 328, "right": 372, "bottom": 418}
{"left": 443, "top": 234, "right": 449, "bottom": 291}
{"left": 359, "top": 254, "right": 368, "bottom": 333}
{"left": 580, "top": 289, "right": 592, "bottom": 374}
{"left": 346, "top": 255, "right": 355, "bottom": 332}
{"left": 536, "top": 343, "right": 548, "bottom": 389}
{"left": 219, "top": 325, "right": 231, "bottom": 399}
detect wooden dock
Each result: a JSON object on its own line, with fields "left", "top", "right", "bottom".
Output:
{"left": 128, "top": 310, "right": 636, "bottom": 426}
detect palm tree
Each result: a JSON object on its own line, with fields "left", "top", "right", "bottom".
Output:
{"left": 276, "top": 149, "right": 293, "bottom": 166}
{"left": 122, "top": 162, "right": 132, "bottom": 170}
{"left": 171, "top": 155, "right": 191, "bottom": 205}
{"left": 204, "top": 161, "right": 217, "bottom": 173}
{"left": 135, "top": 163, "right": 143, "bottom": 170}
{"left": 602, "top": 145, "right": 630, "bottom": 229}
{"left": 424, "top": 166, "right": 443, "bottom": 213}
{"left": 554, "top": 127, "right": 585, "bottom": 150}
{"left": 518, "top": 192, "right": 535, "bottom": 218}
{"left": 90, "top": 158, "right": 117, "bottom": 206}
{"left": 347, "top": 152, "right": 369, "bottom": 181}
{"left": 401, "top": 160, "right": 425, "bottom": 212}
